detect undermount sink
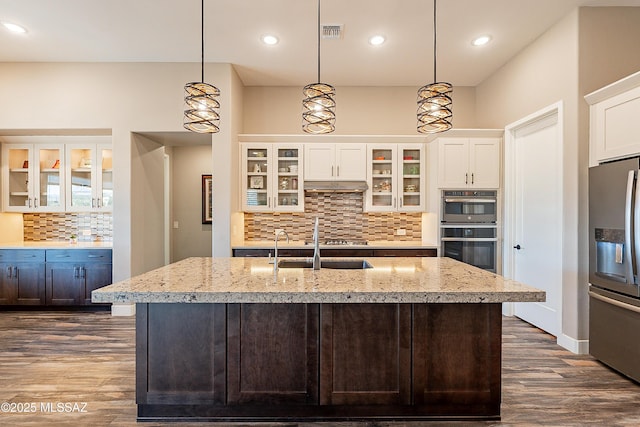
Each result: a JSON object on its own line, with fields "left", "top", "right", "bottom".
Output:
{"left": 277, "top": 259, "right": 373, "bottom": 270}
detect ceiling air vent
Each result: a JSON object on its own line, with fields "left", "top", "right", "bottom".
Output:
{"left": 322, "top": 24, "right": 343, "bottom": 40}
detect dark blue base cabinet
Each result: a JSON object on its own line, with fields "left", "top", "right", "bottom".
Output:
{"left": 0, "top": 249, "right": 112, "bottom": 306}
{"left": 136, "top": 302, "right": 502, "bottom": 421}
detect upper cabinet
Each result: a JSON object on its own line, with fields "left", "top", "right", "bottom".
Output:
{"left": 65, "top": 144, "right": 113, "bottom": 212}
{"left": 366, "top": 144, "right": 425, "bottom": 212}
{"left": 241, "top": 143, "right": 304, "bottom": 212}
{"left": 1, "top": 136, "right": 112, "bottom": 213}
{"left": 437, "top": 137, "right": 501, "bottom": 189}
{"left": 2, "top": 144, "right": 65, "bottom": 212}
{"left": 585, "top": 71, "right": 640, "bottom": 166}
{"left": 304, "top": 143, "right": 366, "bottom": 181}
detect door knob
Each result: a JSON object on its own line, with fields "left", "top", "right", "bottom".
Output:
{"left": 513, "top": 244, "right": 521, "bottom": 250}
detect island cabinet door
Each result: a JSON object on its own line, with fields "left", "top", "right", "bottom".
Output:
{"left": 412, "top": 303, "right": 502, "bottom": 415}
{"left": 226, "top": 303, "right": 319, "bottom": 405}
{"left": 137, "top": 303, "right": 226, "bottom": 405}
{"left": 319, "top": 303, "right": 412, "bottom": 405}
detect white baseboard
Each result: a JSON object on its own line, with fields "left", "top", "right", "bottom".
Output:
{"left": 557, "top": 333, "right": 589, "bottom": 355}
{"left": 111, "top": 303, "right": 135, "bottom": 317}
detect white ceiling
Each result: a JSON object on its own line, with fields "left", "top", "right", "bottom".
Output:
{"left": 1, "top": 0, "right": 639, "bottom": 87}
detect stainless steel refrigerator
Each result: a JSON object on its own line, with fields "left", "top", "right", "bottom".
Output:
{"left": 589, "top": 157, "right": 640, "bottom": 382}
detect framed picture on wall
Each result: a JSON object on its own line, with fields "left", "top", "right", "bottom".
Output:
{"left": 202, "top": 174, "right": 213, "bottom": 224}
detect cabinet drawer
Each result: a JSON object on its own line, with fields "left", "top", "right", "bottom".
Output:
{"left": 45, "top": 249, "right": 112, "bottom": 263}
{"left": 373, "top": 249, "right": 437, "bottom": 257}
{"left": 0, "top": 249, "right": 45, "bottom": 262}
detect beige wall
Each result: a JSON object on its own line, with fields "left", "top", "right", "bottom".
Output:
{"left": 131, "top": 134, "right": 166, "bottom": 275}
{"left": 171, "top": 144, "right": 213, "bottom": 261}
{"left": 475, "top": 10, "right": 583, "bottom": 344}
{"left": 577, "top": 6, "right": 640, "bottom": 337}
{"left": 0, "top": 62, "right": 237, "bottom": 280}
{"left": 475, "top": 6, "right": 640, "bottom": 347}
{"left": 243, "top": 86, "right": 476, "bottom": 134}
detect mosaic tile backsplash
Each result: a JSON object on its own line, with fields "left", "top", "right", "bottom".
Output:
{"left": 244, "top": 193, "right": 421, "bottom": 242}
{"left": 23, "top": 213, "right": 113, "bottom": 242}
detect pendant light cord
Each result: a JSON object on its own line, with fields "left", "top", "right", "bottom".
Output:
{"left": 317, "top": 0, "right": 321, "bottom": 83}
{"left": 201, "top": 0, "right": 205, "bottom": 83}
{"left": 433, "top": 0, "right": 437, "bottom": 83}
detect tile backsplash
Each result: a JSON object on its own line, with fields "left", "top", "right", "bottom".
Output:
{"left": 23, "top": 213, "right": 113, "bottom": 242}
{"left": 244, "top": 193, "right": 421, "bottom": 242}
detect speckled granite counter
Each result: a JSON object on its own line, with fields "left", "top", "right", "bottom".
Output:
{"left": 0, "top": 241, "right": 112, "bottom": 249}
{"left": 92, "top": 256, "right": 544, "bottom": 304}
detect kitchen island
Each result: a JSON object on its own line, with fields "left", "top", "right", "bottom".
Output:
{"left": 92, "top": 257, "right": 544, "bottom": 422}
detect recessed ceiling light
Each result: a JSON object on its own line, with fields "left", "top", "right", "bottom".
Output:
{"left": 1, "top": 21, "right": 27, "bottom": 34}
{"left": 261, "top": 34, "right": 279, "bottom": 45}
{"left": 472, "top": 35, "right": 491, "bottom": 46}
{"left": 369, "top": 35, "right": 386, "bottom": 46}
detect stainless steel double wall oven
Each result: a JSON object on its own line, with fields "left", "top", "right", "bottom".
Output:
{"left": 441, "top": 190, "right": 498, "bottom": 272}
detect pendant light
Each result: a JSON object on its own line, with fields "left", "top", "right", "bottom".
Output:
{"left": 417, "top": 0, "right": 452, "bottom": 134}
{"left": 184, "top": 0, "right": 220, "bottom": 133}
{"left": 302, "top": 0, "right": 336, "bottom": 134}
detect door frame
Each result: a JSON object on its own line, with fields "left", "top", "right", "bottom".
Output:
{"left": 502, "top": 102, "right": 563, "bottom": 330}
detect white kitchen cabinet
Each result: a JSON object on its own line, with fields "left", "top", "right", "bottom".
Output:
{"left": 585, "top": 71, "right": 640, "bottom": 166}
{"left": 304, "top": 143, "right": 366, "bottom": 181}
{"left": 437, "top": 137, "right": 500, "bottom": 189}
{"left": 2, "top": 144, "right": 65, "bottom": 212}
{"left": 366, "top": 144, "right": 425, "bottom": 212}
{"left": 65, "top": 144, "right": 113, "bottom": 212}
{"left": 241, "top": 143, "right": 304, "bottom": 212}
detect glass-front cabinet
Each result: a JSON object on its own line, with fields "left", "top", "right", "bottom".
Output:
{"left": 366, "top": 144, "right": 425, "bottom": 212}
{"left": 66, "top": 144, "right": 113, "bottom": 212}
{"left": 2, "top": 144, "right": 65, "bottom": 212}
{"left": 241, "top": 143, "right": 304, "bottom": 212}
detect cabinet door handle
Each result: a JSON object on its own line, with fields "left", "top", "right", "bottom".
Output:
{"left": 13, "top": 266, "right": 18, "bottom": 278}
{"left": 6, "top": 266, "right": 11, "bottom": 278}
{"left": 28, "top": 198, "right": 32, "bottom": 208}
{"left": 74, "top": 266, "right": 79, "bottom": 278}
{"left": 97, "top": 198, "right": 101, "bottom": 208}
{"left": 331, "top": 166, "right": 334, "bottom": 176}
{"left": 337, "top": 166, "right": 340, "bottom": 176}
{"left": 400, "top": 198, "right": 403, "bottom": 208}
{"left": 393, "top": 197, "right": 396, "bottom": 208}
{"left": 92, "top": 198, "right": 96, "bottom": 208}
{"left": 87, "top": 255, "right": 102, "bottom": 258}
{"left": 465, "top": 173, "right": 468, "bottom": 184}
{"left": 81, "top": 267, "right": 86, "bottom": 279}
{"left": 471, "top": 173, "right": 474, "bottom": 185}
{"left": 34, "top": 197, "right": 38, "bottom": 208}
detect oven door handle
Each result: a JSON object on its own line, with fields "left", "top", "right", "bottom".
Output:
{"left": 444, "top": 198, "right": 496, "bottom": 203}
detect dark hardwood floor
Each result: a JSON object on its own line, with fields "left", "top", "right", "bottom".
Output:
{"left": 0, "top": 309, "right": 639, "bottom": 426}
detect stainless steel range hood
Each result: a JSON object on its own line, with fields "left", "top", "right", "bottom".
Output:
{"left": 304, "top": 180, "right": 368, "bottom": 193}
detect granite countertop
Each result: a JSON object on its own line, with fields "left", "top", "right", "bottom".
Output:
{"left": 0, "top": 241, "right": 113, "bottom": 249}
{"left": 92, "top": 257, "right": 545, "bottom": 304}
{"left": 233, "top": 240, "right": 438, "bottom": 249}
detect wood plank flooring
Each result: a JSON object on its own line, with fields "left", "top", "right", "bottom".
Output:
{"left": 0, "top": 309, "right": 639, "bottom": 426}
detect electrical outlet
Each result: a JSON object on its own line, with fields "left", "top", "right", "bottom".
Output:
{"left": 275, "top": 228, "right": 284, "bottom": 236}
{"left": 173, "top": 221, "right": 179, "bottom": 229}
{"left": 396, "top": 228, "right": 407, "bottom": 236}
{"left": 82, "top": 229, "right": 91, "bottom": 236}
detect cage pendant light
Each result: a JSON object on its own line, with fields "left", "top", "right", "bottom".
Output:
{"left": 302, "top": 0, "right": 336, "bottom": 134}
{"left": 417, "top": 0, "right": 452, "bottom": 134}
{"left": 184, "top": 0, "right": 220, "bottom": 133}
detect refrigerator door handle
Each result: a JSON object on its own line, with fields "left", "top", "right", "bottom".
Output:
{"left": 634, "top": 169, "right": 640, "bottom": 285}
{"left": 624, "top": 170, "right": 635, "bottom": 284}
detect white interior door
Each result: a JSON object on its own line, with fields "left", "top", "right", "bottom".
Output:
{"left": 504, "top": 105, "right": 563, "bottom": 337}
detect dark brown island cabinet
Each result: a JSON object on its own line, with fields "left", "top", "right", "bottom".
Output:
{"left": 0, "top": 248, "right": 112, "bottom": 306}
{"left": 136, "top": 301, "right": 501, "bottom": 421}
